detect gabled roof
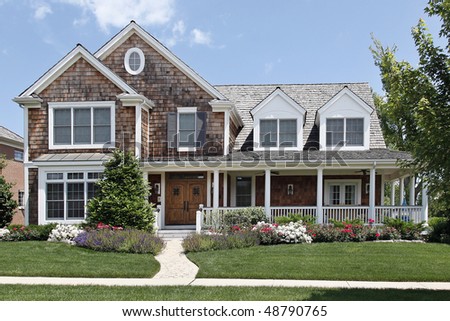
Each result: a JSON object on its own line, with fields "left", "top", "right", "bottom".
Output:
{"left": 215, "top": 83, "right": 386, "bottom": 151}
{"left": 18, "top": 44, "right": 137, "bottom": 98}
{"left": 95, "top": 21, "right": 227, "bottom": 100}
{"left": 0, "top": 126, "right": 23, "bottom": 149}
{"left": 251, "top": 87, "right": 306, "bottom": 119}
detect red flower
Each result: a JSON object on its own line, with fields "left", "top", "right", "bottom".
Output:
{"left": 375, "top": 233, "right": 381, "bottom": 238}
{"left": 369, "top": 219, "right": 375, "bottom": 224}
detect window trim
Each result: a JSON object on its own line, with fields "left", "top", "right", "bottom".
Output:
{"left": 176, "top": 107, "right": 197, "bottom": 152}
{"left": 124, "top": 47, "right": 145, "bottom": 75}
{"left": 39, "top": 169, "right": 103, "bottom": 223}
{"left": 324, "top": 179, "right": 362, "bottom": 206}
{"left": 326, "top": 117, "right": 364, "bottom": 148}
{"left": 48, "top": 101, "right": 115, "bottom": 150}
{"left": 14, "top": 150, "right": 24, "bottom": 161}
{"left": 256, "top": 118, "right": 300, "bottom": 150}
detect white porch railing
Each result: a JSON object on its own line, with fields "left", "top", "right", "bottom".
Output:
{"left": 196, "top": 205, "right": 425, "bottom": 233}
{"left": 375, "top": 206, "right": 423, "bottom": 224}
{"left": 323, "top": 206, "right": 369, "bottom": 224}
{"left": 271, "top": 207, "right": 317, "bottom": 222}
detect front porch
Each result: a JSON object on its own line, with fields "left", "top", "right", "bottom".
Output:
{"left": 146, "top": 160, "right": 429, "bottom": 232}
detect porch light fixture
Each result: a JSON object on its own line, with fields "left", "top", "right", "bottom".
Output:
{"left": 287, "top": 184, "right": 294, "bottom": 195}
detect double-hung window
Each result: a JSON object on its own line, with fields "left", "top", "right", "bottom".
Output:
{"left": 167, "top": 108, "right": 207, "bottom": 151}
{"left": 49, "top": 102, "right": 115, "bottom": 149}
{"left": 326, "top": 118, "right": 364, "bottom": 147}
{"left": 260, "top": 119, "right": 297, "bottom": 148}
{"left": 45, "top": 171, "right": 102, "bottom": 221}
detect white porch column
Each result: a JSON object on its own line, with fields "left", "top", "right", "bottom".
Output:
{"left": 264, "top": 169, "right": 271, "bottom": 219}
{"left": 160, "top": 172, "right": 166, "bottom": 229}
{"left": 223, "top": 172, "right": 228, "bottom": 207}
{"left": 390, "top": 181, "right": 396, "bottom": 206}
{"left": 316, "top": 167, "right": 323, "bottom": 224}
{"left": 409, "top": 175, "right": 415, "bottom": 206}
{"left": 213, "top": 169, "right": 219, "bottom": 209}
{"left": 380, "top": 175, "right": 385, "bottom": 206}
{"left": 369, "top": 165, "right": 376, "bottom": 222}
{"left": 206, "top": 171, "right": 211, "bottom": 207}
{"left": 399, "top": 177, "right": 405, "bottom": 205}
{"left": 421, "top": 182, "right": 429, "bottom": 223}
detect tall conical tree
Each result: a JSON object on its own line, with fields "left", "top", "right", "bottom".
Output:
{"left": 87, "top": 149, "right": 154, "bottom": 231}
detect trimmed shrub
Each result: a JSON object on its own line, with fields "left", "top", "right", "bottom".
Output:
{"left": 74, "top": 229, "right": 165, "bottom": 255}
{"left": 252, "top": 222, "right": 279, "bottom": 245}
{"left": 223, "top": 207, "right": 266, "bottom": 227}
{"left": 307, "top": 224, "right": 403, "bottom": 243}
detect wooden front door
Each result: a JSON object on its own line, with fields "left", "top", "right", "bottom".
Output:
{"left": 166, "top": 173, "right": 206, "bottom": 225}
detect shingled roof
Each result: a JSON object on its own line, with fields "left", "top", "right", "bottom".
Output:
{"left": 0, "top": 126, "right": 23, "bottom": 148}
{"left": 215, "top": 83, "right": 386, "bottom": 151}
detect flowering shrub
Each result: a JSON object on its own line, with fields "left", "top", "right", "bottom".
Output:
{"left": 252, "top": 221, "right": 312, "bottom": 245}
{"left": 48, "top": 224, "right": 83, "bottom": 245}
{"left": 1, "top": 224, "right": 56, "bottom": 242}
{"left": 277, "top": 222, "right": 313, "bottom": 244}
{"left": 74, "top": 228, "right": 165, "bottom": 255}
{"left": 307, "top": 223, "right": 403, "bottom": 242}
{"left": 252, "top": 222, "right": 279, "bottom": 244}
{"left": 0, "top": 228, "right": 10, "bottom": 239}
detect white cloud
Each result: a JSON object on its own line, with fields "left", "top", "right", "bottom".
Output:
{"left": 59, "top": 0, "right": 175, "bottom": 32}
{"left": 166, "top": 20, "right": 185, "bottom": 47}
{"left": 191, "top": 28, "right": 212, "bottom": 46}
{"left": 33, "top": 2, "right": 53, "bottom": 20}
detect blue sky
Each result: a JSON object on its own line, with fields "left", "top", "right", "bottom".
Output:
{"left": 0, "top": 0, "right": 440, "bottom": 136}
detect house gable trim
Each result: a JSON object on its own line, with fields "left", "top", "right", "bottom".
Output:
{"left": 19, "top": 45, "right": 137, "bottom": 97}
{"left": 95, "top": 21, "right": 226, "bottom": 100}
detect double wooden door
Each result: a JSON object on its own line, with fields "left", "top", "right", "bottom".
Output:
{"left": 166, "top": 178, "right": 205, "bottom": 225}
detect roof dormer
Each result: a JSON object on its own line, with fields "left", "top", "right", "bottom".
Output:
{"left": 316, "top": 86, "right": 373, "bottom": 151}
{"left": 251, "top": 87, "right": 306, "bottom": 151}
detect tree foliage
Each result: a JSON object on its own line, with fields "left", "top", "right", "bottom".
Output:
{"left": 0, "top": 158, "right": 18, "bottom": 227}
{"left": 86, "top": 149, "right": 154, "bottom": 231}
{"left": 371, "top": 0, "right": 450, "bottom": 215}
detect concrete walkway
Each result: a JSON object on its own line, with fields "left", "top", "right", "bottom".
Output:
{"left": 1, "top": 239, "right": 450, "bottom": 290}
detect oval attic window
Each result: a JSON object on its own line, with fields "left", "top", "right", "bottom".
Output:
{"left": 124, "top": 48, "right": 145, "bottom": 75}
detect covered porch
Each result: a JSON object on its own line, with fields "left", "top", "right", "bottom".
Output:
{"left": 196, "top": 164, "right": 428, "bottom": 232}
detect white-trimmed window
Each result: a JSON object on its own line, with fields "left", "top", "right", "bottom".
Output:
{"left": 326, "top": 118, "right": 364, "bottom": 147}
{"left": 124, "top": 48, "right": 145, "bottom": 75}
{"left": 45, "top": 171, "right": 102, "bottom": 221}
{"left": 324, "top": 180, "right": 361, "bottom": 205}
{"left": 167, "top": 107, "right": 207, "bottom": 151}
{"left": 18, "top": 190, "right": 24, "bottom": 208}
{"left": 260, "top": 119, "right": 297, "bottom": 148}
{"left": 49, "top": 101, "right": 115, "bottom": 149}
{"left": 14, "top": 150, "right": 24, "bottom": 161}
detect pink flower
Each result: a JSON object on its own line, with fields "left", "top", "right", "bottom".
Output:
{"left": 375, "top": 233, "right": 381, "bottom": 238}
{"left": 369, "top": 219, "right": 375, "bottom": 224}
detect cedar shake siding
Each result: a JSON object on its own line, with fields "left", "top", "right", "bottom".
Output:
{"left": 33, "top": 57, "right": 130, "bottom": 159}
{"left": 256, "top": 175, "right": 382, "bottom": 207}
{"left": 100, "top": 34, "right": 224, "bottom": 157}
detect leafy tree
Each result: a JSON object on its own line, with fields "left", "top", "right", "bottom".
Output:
{"left": 371, "top": 0, "right": 450, "bottom": 216}
{"left": 86, "top": 149, "right": 154, "bottom": 231}
{"left": 0, "top": 155, "right": 18, "bottom": 227}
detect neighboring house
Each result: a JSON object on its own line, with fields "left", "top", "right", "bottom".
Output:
{"left": 0, "top": 126, "right": 25, "bottom": 225}
{"left": 13, "top": 21, "right": 428, "bottom": 229}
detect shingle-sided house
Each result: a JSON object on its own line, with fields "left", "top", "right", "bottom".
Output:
{"left": 13, "top": 21, "right": 428, "bottom": 230}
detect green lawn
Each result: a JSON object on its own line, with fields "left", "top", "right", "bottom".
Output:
{"left": 0, "top": 285, "right": 449, "bottom": 301}
{"left": 187, "top": 242, "right": 450, "bottom": 282}
{"left": 0, "top": 241, "right": 159, "bottom": 278}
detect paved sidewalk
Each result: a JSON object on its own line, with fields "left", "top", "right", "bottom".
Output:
{"left": 1, "top": 239, "right": 450, "bottom": 290}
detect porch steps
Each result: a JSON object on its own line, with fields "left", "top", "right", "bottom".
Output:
{"left": 157, "top": 229, "right": 195, "bottom": 240}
